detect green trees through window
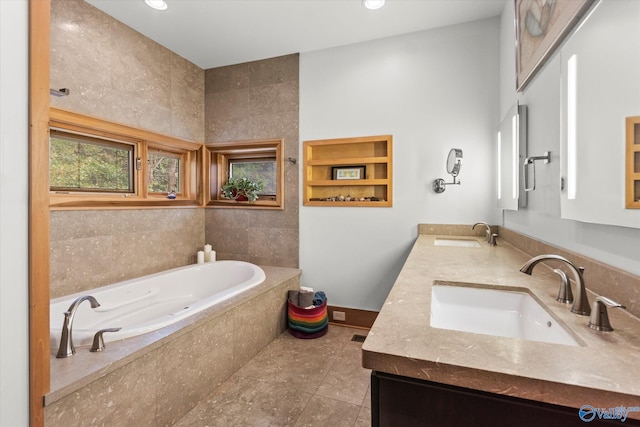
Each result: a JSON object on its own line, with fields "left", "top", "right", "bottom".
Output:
{"left": 229, "top": 159, "right": 276, "bottom": 195}
{"left": 50, "top": 131, "right": 133, "bottom": 192}
{"left": 148, "top": 152, "right": 181, "bottom": 193}
{"left": 49, "top": 108, "right": 202, "bottom": 208}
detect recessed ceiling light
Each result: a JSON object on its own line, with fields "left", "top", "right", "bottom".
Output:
{"left": 145, "top": 0, "right": 168, "bottom": 11}
{"left": 362, "top": 0, "right": 385, "bottom": 10}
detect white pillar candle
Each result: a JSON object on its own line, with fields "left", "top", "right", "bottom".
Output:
{"left": 197, "top": 250, "right": 205, "bottom": 264}
{"left": 204, "top": 244, "right": 212, "bottom": 262}
{"left": 209, "top": 250, "right": 216, "bottom": 262}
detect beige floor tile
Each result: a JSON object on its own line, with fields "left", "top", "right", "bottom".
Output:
{"left": 362, "top": 385, "right": 372, "bottom": 408}
{"left": 314, "top": 355, "right": 371, "bottom": 405}
{"left": 293, "top": 395, "right": 361, "bottom": 427}
{"left": 355, "top": 405, "right": 372, "bottom": 427}
{"left": 174, "top": 377, "right": 313, "bottom": 427}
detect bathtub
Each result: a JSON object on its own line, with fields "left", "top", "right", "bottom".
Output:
{"left": 50, "top": 260, "right": 266, "bottom": 348}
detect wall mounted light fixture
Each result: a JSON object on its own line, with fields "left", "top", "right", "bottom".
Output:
{"left": 433, "top": 148, "right": 463, "bottom": 193}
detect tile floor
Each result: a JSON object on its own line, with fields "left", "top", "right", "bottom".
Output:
{"left": 174, "top": 325, "right": 372, "bottom": 427}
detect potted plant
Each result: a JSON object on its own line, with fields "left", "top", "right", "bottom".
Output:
{"left": 220, "top": 177, "right": 264, "bottom": 202}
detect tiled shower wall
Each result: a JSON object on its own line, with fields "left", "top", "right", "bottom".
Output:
{"left": 49, "top": 0, "right": 205, "bottom": 297}
{"left": 204, "top": 55, "right": 300, "bottom": 268}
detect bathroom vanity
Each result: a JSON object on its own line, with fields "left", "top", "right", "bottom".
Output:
{"left": 363, "top": 226, "right": 640, "bottom": 426}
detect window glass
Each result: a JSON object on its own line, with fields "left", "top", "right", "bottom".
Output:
{"left": 50, "top": 131, "right": 133, "bottom": 193}
{"left": 148, "top": 152, "right": 181, "bottom": 193}
{"left": 229, "top": 158, "right": 276, "bottom": 195}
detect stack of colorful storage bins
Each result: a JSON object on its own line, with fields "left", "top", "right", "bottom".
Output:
{"left": 287, "top": 289, "right": 328, "bottom": 339}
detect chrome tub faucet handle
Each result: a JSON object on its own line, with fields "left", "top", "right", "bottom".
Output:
{"left": 90, "top": 327, "right": 122, "bottom": 352}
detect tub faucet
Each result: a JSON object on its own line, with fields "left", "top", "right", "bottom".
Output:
{"left": 519, "top": 254, "right": 590, "bottom": 316}
{"left": 56, "top": 295, "right": 100, "bottom": 358}
{"left": 472, "top": 222, "right": 491, "bottom": 243}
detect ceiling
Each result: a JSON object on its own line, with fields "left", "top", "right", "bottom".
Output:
{"left": 86, "top": 0, "right": 507, "bottom": 70}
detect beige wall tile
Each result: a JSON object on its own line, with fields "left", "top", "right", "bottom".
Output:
{"left": 45, "top": 352, "right": 158, "bottom": 427}
{"left": 49, "top": 0, "right": 206, "bottom": 297}
{"left": 204, "top": 54, "right": 299, "bottom": 268}
{"left": 51, "top": 0, "right": 204, "bottom": 142}
{"left": 50, "top": 209, "right": 204, "bottom": 298}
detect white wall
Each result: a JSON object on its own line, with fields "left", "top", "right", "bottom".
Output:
{"left": 0, "top": 1, "right": 30, "bottom": 425}
{"left": 300, "top": 19, "right": 500, "bottom": 311}
{"left": 499, "top": 2, "right": 640, "bottom": 277}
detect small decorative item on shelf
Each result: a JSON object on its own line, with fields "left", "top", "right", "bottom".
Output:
{"left": 309, "top": 196, "right": 382, "bottom": 202}
{"left": 167, "top": 190, "right": 176, "bottom": 199}
{"left": 220, "top": 177, "right": 264, "bottom": 202}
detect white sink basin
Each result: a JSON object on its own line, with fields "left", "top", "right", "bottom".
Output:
{"left": 434, "top": 238, "right": 481, "bottom": 248}
{"left": 430, "top": 282, "right": 579, "bottom": 346}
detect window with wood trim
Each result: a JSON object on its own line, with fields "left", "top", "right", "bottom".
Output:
{"left": 206, "top": 139, "right": 284, "bottom": 209}
{"left": 50, "top": 130, "right": 136, "bottom": 194}
{"left": 49, "top": 108, "right": 203, "bottom": 209}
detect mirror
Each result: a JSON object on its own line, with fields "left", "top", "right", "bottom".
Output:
{"left": 559, "top": 0, "right": 640, "bottom": 229}
{"left": 433, "top": 148, "right": 463, "bottom": 194}
{"left": 446, "top": 148, "right": 463, "bottom": 177}
{"left": 497, "top": 103, "right": 527, "bottom": 210}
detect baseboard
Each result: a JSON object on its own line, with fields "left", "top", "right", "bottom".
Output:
{"left": 327, "top": 305, "right": 378, "bottom": 329}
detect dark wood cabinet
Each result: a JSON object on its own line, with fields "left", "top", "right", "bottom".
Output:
{"left": 371, "top": 371, "right": 639, "bottom": 427}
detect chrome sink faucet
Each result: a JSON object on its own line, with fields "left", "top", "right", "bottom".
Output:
{"left": 519, "top": 254, "right": 591, "bottom": 316}
{"left": 56, "top": 295, "right": 100, "bottom": 358}
{"left": 472, "top": 222, "right": 491, "bottom": 243}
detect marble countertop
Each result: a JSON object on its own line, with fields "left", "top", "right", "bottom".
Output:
{"left": 362, "top": 233, "right": 640, "bottom": 418}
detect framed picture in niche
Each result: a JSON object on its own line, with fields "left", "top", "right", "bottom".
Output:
{"left": 515, "top": 0, "right": 594, "bottom": 92}
{"left": 332, "top": 165, "right": 365, "bottom": 180}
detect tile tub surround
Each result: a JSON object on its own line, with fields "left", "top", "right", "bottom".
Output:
{"left": 363, "top": 230, "right": 640, "bottom": 419}
{"left": 51, "top": 0, "right": 204, "bottom": 142}
{"left": 45, "top": 266, "right": 300, "bottom": 427}
{"left": 50, "top": 208, "right": 205, "bottom": 298}
{"left": 204, "top": 54, "right": 300, "bottom": 269}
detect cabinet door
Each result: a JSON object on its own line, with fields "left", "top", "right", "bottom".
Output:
{"left": 371, "top": 372, "right": 635, "bottom": 427}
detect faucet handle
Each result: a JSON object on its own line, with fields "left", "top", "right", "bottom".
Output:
{"left": 588, "top": 296, "right": 625, "bottom": 332}
{"left": 553, "top": 268, "right": 573, "bottom": 304}
{"left": 90, "top": 327, "right": 122, "bottom": 352}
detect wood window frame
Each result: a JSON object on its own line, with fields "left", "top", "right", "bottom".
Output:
{"left": 49, "top": 108, "right": 204, "bottom": 209}
{"left": 147, "top": 148, "right": 184, "bottom": 196}
{"left": 49, "top": 128, "right": 140, "bottom": 195}
{"left": 205, "top": 139, "right": 284, "bottom": 209}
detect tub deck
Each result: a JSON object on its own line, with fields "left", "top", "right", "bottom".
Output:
{"left": 46, "top": 265, "right": 300, "bottom": 407}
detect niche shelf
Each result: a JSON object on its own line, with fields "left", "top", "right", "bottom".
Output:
{"left": 626, "top": 116, "right": 640, "bottom": 209}
{"left": 303, "top": 135, "right": 393, "bottom": 207}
